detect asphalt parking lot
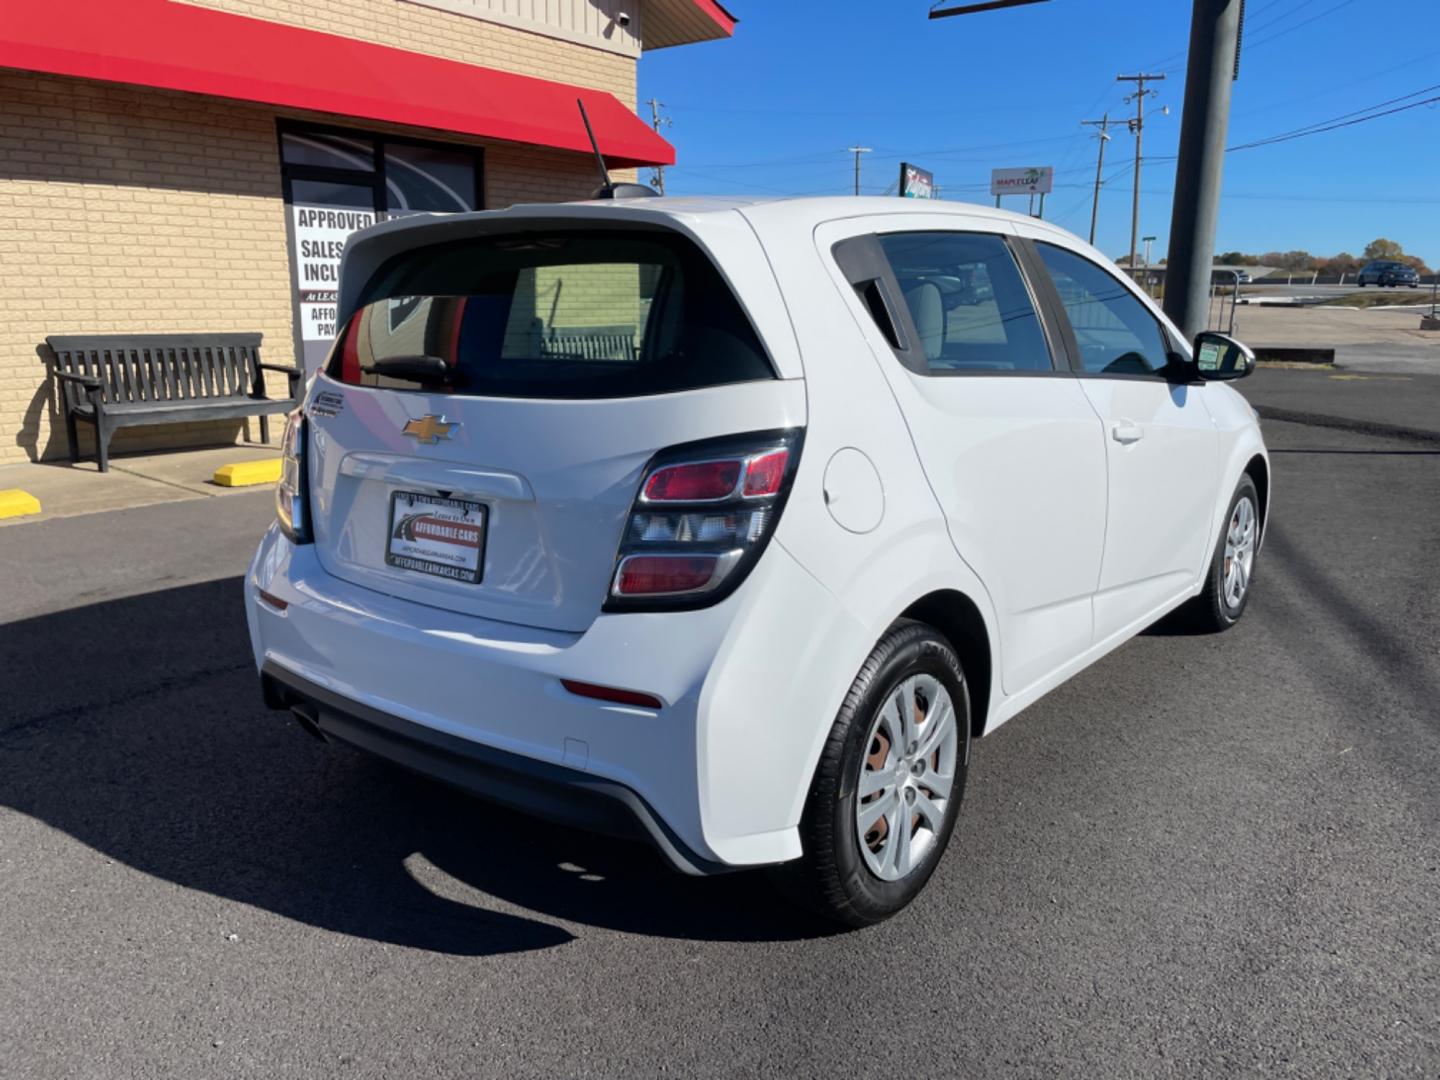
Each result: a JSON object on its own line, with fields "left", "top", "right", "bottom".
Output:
{"left": 2, "top": 403, "right": 1438, "bottom": 1077}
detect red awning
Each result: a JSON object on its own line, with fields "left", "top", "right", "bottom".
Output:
{"left": 0, "top": 0, "right": 674, "bottom": 167}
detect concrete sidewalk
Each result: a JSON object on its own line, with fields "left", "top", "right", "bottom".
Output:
{"left": 1234, "top": 305, "right": 1439, "bottom": 375}
{"left": 0, "top": 445, "right": 277, "bottom": 526}
{"left": 1240, "top": 367, "right": 1440, "bottom": 444}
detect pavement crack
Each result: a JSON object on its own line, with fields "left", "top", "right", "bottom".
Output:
{"left": 0, "top": 661, "right": 252, "bottom": 739}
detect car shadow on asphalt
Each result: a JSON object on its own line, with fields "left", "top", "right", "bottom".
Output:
{"left": 0, "top": 578, "right": 836, "bottom": 957}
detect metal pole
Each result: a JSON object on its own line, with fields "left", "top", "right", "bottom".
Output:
{"left": 1038, "top": 192, "right": 1045, "bottom": 219}
{"left": 1162, "top": 0, "right": 1243, "bottom": 342}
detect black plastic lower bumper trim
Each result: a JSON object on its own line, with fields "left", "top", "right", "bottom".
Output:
{"left": 259, "top": 661, "right": 732, "bottom": 876}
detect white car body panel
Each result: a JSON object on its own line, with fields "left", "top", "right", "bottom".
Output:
{"left": 307, "top": 374, "right": 805, "bottom": 632}
{"left": 246, "top": 196, "right": 1270, "bottom": 872}
{"left": 807, "top": 214, "right": 1108, "bottom": 695}
{"left": 1077, "top": 375, "right": 1220, "bottom": 639}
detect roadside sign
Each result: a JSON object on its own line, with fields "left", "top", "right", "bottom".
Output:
{"left": 990, "top": 166, "right": 1053, "bottom": 196}
{"left": 899, "top": 162, "right": 935, "bottom": 199}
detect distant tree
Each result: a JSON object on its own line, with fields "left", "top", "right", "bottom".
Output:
{"left": 1398, "top": 254, "right": 1433, "bottom": 274}
{"left": 1322, "top": 252, "right": 1362, "bottom": 276}
{"left": 1363, "top": 238, "right": 1404, "bottom": 261}
{"left": 1261, "top": 250, "right": 1314, "bottom": 271}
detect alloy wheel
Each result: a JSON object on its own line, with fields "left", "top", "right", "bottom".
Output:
{"left": 1223, "top": 495, "right": 1257, "bottom": 610}
{"left": 855, "top": 674, "right": 959, "bottom": 881}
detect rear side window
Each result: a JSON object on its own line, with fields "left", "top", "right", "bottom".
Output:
{"left": 1034, "top": 242, "right": 1172, "bottom": 377}
{"left": 876, "top": 232, "right": 1053, "bottom": 373}
{"left": 329, "top": 231, "right": 774, "bottom": 398}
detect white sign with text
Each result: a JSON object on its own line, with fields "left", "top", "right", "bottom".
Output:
{"left": 292, "top": 204, "right": 377, "bottom": 343}
{"left": 990, "top": 167, "right": 1054, "bottom": 196}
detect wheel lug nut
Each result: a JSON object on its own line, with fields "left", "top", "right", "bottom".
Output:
{"left": 905, "top": 787, "right": 916, "bottom": 804}
{"left": 906, "top": 742, "right": 917, "bottom": 757}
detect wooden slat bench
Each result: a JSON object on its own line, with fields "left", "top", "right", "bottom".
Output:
{"left": 43, "top": 333, "right": 303, "bottom": 472}
{"left": 541, "top": 328, "right": 638, "bottom": 362}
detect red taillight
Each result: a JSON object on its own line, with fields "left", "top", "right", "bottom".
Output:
{"left": 560, "top": 680, "right": 664, "bottom": 710}
{"left": 742, "top": 449, "right": 789, "bottom": 497}
{"left": 606, "top": 430, "right": 802, "bottom": 612}
{"left": 643, "top": 460, "right": 742, "bottom": 503}
{"left": 614, "top": 554, "right": 718, "bottom": 596}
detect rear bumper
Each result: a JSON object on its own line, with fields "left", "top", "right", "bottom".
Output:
{"left": 245, "top": 523, "right": 860, "bottom": 870}
{"left": 260, "top": 661, "right": 729, "bottom": 875}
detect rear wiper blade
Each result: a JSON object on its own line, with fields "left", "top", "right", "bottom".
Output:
{"left": 363, "top": 354, "right": 455, "bottom": 383}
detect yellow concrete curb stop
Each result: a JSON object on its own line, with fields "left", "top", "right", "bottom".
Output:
{"left": 213, "top": 459, "right": 283, "bottom": 487}
{"left": 0, "top": 489, "right": 42, "bottom": 519}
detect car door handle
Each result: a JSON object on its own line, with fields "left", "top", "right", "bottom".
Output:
{"left": 1111, "top": 421, "right": 1144, "bottom": 444}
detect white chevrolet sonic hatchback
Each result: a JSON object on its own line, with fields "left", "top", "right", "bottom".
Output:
{"left": 247, "top": 196, "right": 1268, "bottom": 926}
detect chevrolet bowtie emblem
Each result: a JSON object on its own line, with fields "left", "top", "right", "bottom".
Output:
{"left": 401, "top": 415, "right": 458, "bottom": 445}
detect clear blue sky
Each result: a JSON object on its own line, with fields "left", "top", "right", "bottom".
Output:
{"left": 638, "top": 1, "right": 1440, "bottom": 264}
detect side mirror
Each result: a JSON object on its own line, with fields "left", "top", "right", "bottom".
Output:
{"left": 1193, "top": 331, "right": 1255, "bottom": 381}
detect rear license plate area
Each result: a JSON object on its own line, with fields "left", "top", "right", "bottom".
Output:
{"left": 386, "top": 490, "right": 487, "bottom": 584}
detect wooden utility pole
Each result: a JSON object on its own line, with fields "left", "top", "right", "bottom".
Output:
{"left": 1080, "top": 113, "right": 1114, "bottom": 246}
{"left": 1117, "top": 73, "right": 1166, "bottom": 276}
{"left": 645, "top": 98, "right": 672, "bottom": 194}
{"left": 846, "top": 146, "right": 872, "bottom": 196}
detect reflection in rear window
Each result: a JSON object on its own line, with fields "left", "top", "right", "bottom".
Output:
{"left": 328, "top": 231, "right": 775, "bottom": 399}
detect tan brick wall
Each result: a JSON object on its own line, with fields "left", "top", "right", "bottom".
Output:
{"left": 179, "top": 0, "right": 637, "bottom": 106}
{"left": 0, "top": 70, "right": 617, "bottom": 465}
{"left": 0, "top": 73, "right": 295, "bottom": 464}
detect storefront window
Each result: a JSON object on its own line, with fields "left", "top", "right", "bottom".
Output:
{"left": 384, "top": 143, "right": 477, "bottom": 216}
{"left": 279, "top": 123, "right": 481, "bottom": 372}
{"left": 281, "top": 131, "right": 377, "bottom": 172}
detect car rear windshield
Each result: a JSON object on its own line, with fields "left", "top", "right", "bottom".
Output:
{"left": 328, "top": 230, "right": 775, "bottom": 399}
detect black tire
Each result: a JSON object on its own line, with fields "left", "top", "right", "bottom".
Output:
{"left": 1186, "top": 474, "right": 1261, "bottom": 633}
{"left": 772, "top": 621, "right": 971, "bottom": 927}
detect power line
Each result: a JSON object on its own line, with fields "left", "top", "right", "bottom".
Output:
{"left": 1146, "top": 0, "right": 1360, "bottom": 75}
{"left": 668, "top": 76, "right": 1435, "bottom": 204}
{"left": 1229, "top": 93, "right": 1440, "bottom": 150}
{"left": 1243, "top": 0, "right": 1361, "bottom": 50}
{"left": 1229, "top": 81, "right": 1440, "bottom": 146}
{"left": 1232, "top": 46, "right": 1440, "bottom": 121}
{"left": 1136, "top": 79, "right": 1440, "bottom": 165}
{"left": 674, "top": 133, "right": 1078, "bottom": 173}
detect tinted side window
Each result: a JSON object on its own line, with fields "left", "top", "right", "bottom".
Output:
{"left": 876, "top": 232, "right": 1053, "bottom": 373}
{"left": 1035, "top": 243, "right": 1172, "bottom": 376}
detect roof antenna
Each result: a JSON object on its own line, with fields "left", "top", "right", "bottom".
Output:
{"left": 577, "top": 98, "right": 660, "bottom": 200}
